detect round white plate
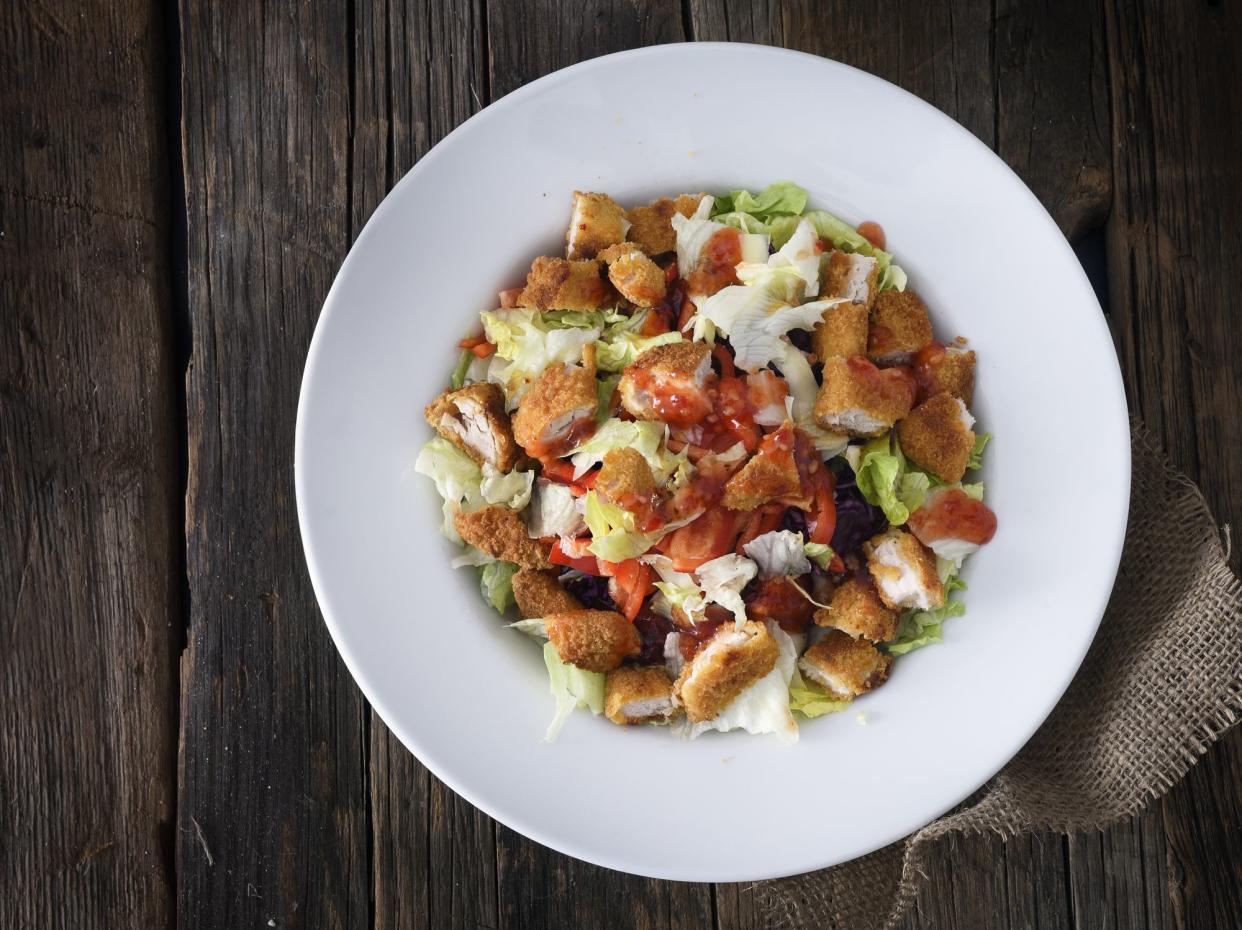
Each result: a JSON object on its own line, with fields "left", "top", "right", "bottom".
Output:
{"left": 296, "top": 43, "right": 1129, "bottom": 881}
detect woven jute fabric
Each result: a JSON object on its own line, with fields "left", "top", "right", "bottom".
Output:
{"left": 762, "top": 422, "right": 1242, "bottom": 930}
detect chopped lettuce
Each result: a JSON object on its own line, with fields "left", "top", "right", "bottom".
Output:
{"left": 713, "top": 181, "right": 808, "bottom": 220}
{"left": 480, "top": 308, "right": 600, "bottom": 402}
{"left": 671, "top": 199, "right": 732, "bottom": 292}
{"left": 788, "top": 668, "right": 852, "bottom": 718}
{"left": 479, "top": 465, "right": 534, "bottom": 510}
{"left": 479, "top": 561, "right": 519, "bottom": 613}
{"left": 961, "top": 481, "right": 985, "bottom": 501}
{"left": 804, "top": 541, "right": 835, "bottom": 570}
{"left": 524, "top": 479, "right": 585, "bottom": 539}
{"left": 764, "top": 218, "right": 821, "bottom": 294}
{"left": 569, "top": 418, "right": 686, "bottom": 482}
{"left": 694, "top": 553, "right": 758, "bottom": 625}
{"left": 449, "top": 349, "right": 474, "bottom": 389}
{"left": 887, "top": 598, "right": 967, "bottom": 656}
{"left": 743, "top": 530, "right": 811, "bottom": 578}
{"left": 772, "top": 342, "right": 848, "bottom": 456}
{"left": 450, "top": 546, "right": 495, "bottom": 569}
{"left": 595, "top": 310, "right": 683, "bottom": 372}
{"left": 595, "top": 374, "right": 620, "bottom": 423}
{"left": 853, "top": 435, "right": 930, "bottom": 526}
{"left": 674, "top": 623, "right": 800, "bottom": 741}
{"left": 508, "top": 617, "right": 548, "bottom": 638}
{"left": 414, "top": 437, "right": 484, "bottom": 542}
{"left": 968, "top": 432, "right": 991, "bottom": 470}
{"left": 543, "top": 641, "right": 605, "bottom": 742}
{"left": 643, "top": 554, "right": 706, "bottom": 622}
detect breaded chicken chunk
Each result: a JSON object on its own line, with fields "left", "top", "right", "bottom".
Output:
{"left": 722, "top": 422, "right": 809, "bottom": 511}
{"left": 596, "top": 447, "right": 657, "bottom": 512}
{"left": 813, "top": 356, "right": 916, "bottom": 438}
{"left": 544, "top": 609, "right": 641, "bottom": 672}
{"left": 813, "top": 301, "right": 870, "bottom": 361}
{"left": 453, "top": 506, "right": 550, "bottom": 570}
{"left": 674, "top": 621, "right": 779, "bottom": 722}
{"left": 907, "top": 486, "right": 997, "bottom": 564}
{"left": 868, "top": 290, "right": 933, "bottom": 364}
{"left": 511, "top": 359, "right": 599, "bottom": 458}
{"left": 597, "top": 242, "right": 667, "bottom": 307}
{"left": 625, "top": 193, "right": 707, "bottom": 256}
{"left": 914, "top": 344, "right": 976, "bottom": 405}
{"left": 424, "top": 381, "right": 523, "bottom": 472}
{"left": 822, "top": 251, "right": 879, "bottom": 310}
{"left": 618, "top": 341, "right": 715, "bottom": 427}
{"left": 512, "top": 569, "right": 582, "bottom": 619}
{"left": 566, "top": 191, "right": 629, "bottom": 260}
{"left": 605, "top": 666, "right": 681, "bottom": 725}
{"left": 814, "top": 575, "right": 898, "bottom": 642}
{"left": 863, "top": 528, "right": 945, "bottom": 612}
{"left": 798, "top": 628, "right": 892, "bottom": 699}
{"left": 896, "top": 393, "right": 976, "bottom": 483}
{"left": 517, "top": 256, "right": 614, "bottom": 311}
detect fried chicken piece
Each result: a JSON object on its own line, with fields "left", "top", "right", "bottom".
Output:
{"left": 544, "top": 609, "right": 642, "bottom": 672}
{"left": 868, "top": 289, "right": 933, "bottom": 364}
{"left": 895, "top": 392, "right": 976, "bottom": 484}
{"left": 863, "top": 528, "right": 945, "bottom": 612}
{"left": 595, "top": 448, "right": 657, "bottom": 511}
{"left": 597, "top": 242, "right": 667, "bottom": 308}
{"left": 618, "top": 341, "right": 715, "bottom": 427}
{"left": 517, "top": 256, "right": 614, "bottom": 311}
{"left": 798, "top": 629, "right": 892, "bottom": 699}
{"left": 566, "top": 191, "right": 629, "bottom": 260}
{"left": 604, "top": 666, "right": 681, "bottom": 725}
{"left": 453, "top": 506, "right": 550, "bottom": 570}
{"left": 813, "top": 355, "right": 916, "bottom": 438}
{"left": 511, "top": 359, "right": 599, "bottom": 458}
{"left": 821, "top": 251, "right": 879, "bottom": 310}
{"left": 673, "top": 621, "right": 779, "bottom": 722}
{"left": 512, "top": 569, "right": 582, "bottom": 619}
{"left": 722, "top": 422, "right": 818, "bottom": 511}
{"left": 913, "top": 343, "right": 976, "bottom": 405}
{"left": 814, "top": 575, "right": 898, "bottom": 642}
{"left": 424, "top": 381, "right": 523, "bottom": 472}
{"left": 812, "top": 301, "right": 870, "bottom": 361}
{"left": 625, "top": 193, "right": 708, "bottom": 255}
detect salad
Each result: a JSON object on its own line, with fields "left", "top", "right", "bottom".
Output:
{"left": 418, "top": 182, "right": 997, "bottom": 741}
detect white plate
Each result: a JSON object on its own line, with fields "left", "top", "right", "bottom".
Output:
{"left": 296, "top": 43, "right": 1129, "bottom": 881}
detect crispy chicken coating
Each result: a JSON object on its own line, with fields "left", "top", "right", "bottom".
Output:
{"left": 822, "top": 251, "right": 879, "bottom": 310}
{"left": 868, "top": 289, "right": 933, "bottom": 364}
{"left": 596, "top": 448, "right": 657, "bottom": 510}
{"left": 517, "top": 256, "right": 614, "bottom": 311}
{"left": 812, "top": 301, "right": 870, "bottom": 361}
{"left": 863, "top": 528, "right": 945, "bottom": 612}
{"left": 798, "top": 629, "right": 892, "bottom": 699}
{"left": 424, "top": 381, "right": 523, "bottom": 472}
{"left": 896, "top": 392, "right": 976, "bottom": 483}
{"left": 511, "top": 360, "right": 599, "bottom": 458}
{"left": 674, "top": 621, "right": 779, "bottom": 722}
{"left": 544, "top": 609, "right": 642, "bottom": 672}
{"left": 512, "top": 569, "right": 582, "bottom": 619}
{"left": 814, "top": 575, "right": 898, "bottom": 642}
{"left": 813, "top": 356, "right": 916, "bottom": 438}
{"left": 597, "top": 242, "right": 667, "bottom": 307}
{"left": 722, "top": 422, "right": 808, "bottom": 511}
{"left": 915, "top": 344, "right": 976, "bottom": 405}
{"left": 605, "top": 666, "right": 681, "bottom": 725}
{"left": 566, "top": 191, "right": 629, "bottom": 260}
{"left": 618, "top": 341, "right": 715, "bottom": 426}
{"left": 453, "top": 506, "right": 550, "bottom": 570}
{"left": 625, "top": 193, "right": 708, "bottom": 256}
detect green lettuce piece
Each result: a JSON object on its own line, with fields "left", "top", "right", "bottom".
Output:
{"left": 887, "top": 599, "right": 967, "bottom": 656}
{"left": 569, "top": 418, "right": 685, "bottom": 482}
{"left": 853, "top": 435, "right": 928, "bottom": 526}
{"left": 714, "top": 181, "right": 808, "bottom": 219}
{"left": 961, "top": 481, "right": 985, "bottom": 501}
{"left": 804, "top": 542, "right": 835, "bottom": 570}
{"left": 479, "top": 561, "right": 519, "bottom": 613}
{"left": 595, "top": 374, "right": 620, "bottom": 423}
{"left": 968, "top": 432, "right": 991, "bottom": 470}
{"left": 414, "top": 437, "right": 484, "bottom": 542}
{"left": 543, "top": 640, "right": 605, "bottom": 742}
{"left": 712, "top": 211, "right": 771, "bottom": 234}
{"left": 788, "top": 668, "right": 852, "bottom": 718}
{"left": 582, "top": 490, "right": 655, "bottom": 561}
{"left": 449, "top": 349, "right": 474, "bottom": 389}
{"left": 480, "top": 308, "right": 601, "bottom": 400}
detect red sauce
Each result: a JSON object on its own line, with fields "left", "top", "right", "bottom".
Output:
{"left": 678, "top": 618, "right": 725, "bottom": 661}
{"left": 857, "top": 221, "right": 886, "bottom": 250}
{"left": 744, "top": 576, "right": 815, "bottom": 631}
{"left": 846, "top": 355, "right": 917, "bottom": 407}
{"left": 912, "top": 340, "right": 947, "bottom": 403}
{"left": 530, "top": 415, "right": 596, "bottom": 460}
{"left": 625, "top": 368, "right": 713, "bottom": 427}
{"left": 685, "top": 228, "right": 742, "bottom": 297}
{"left": 908, "top": 488, "right": 998, "bottom": 546}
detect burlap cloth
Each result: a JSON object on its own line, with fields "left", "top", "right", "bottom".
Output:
{"left": 762, "top": 422, "right": 1242, "bottom": 929}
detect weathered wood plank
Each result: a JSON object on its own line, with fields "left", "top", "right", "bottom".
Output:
{"left": 1066, "top": 812, "right": 1174, "bottom": 930}
{"left": 1105, "top": 3, "right": 1242, "bottom": 928}
{"left": 0, "top": 1, "right": 178, "bottom": 927}
{"left": 176, "top": 1, "right": 369, "bottom": 927}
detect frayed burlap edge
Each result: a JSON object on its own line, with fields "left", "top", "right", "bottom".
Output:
{"left": 761, "top": 421, "right": 1242, "bottom": 930}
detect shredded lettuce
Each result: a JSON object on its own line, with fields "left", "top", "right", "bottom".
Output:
{"left": 479, "top": 561, "right": 519, "bottom": 613}
{"left": 450, "top": 546, "right": 495, "bottom": 569}
{"left": 694, "top": 553, "right": 758, "bottom": 625}
{"left": 772, "top": 342, "right": 848, "bottom": 456}
{"left": 713, "top": 181, "right": 808, "bottom": 220}
{"left": 479, "top": 465, "right": 534, "bottom": 510}
{"left": 595, "top": 374, "right": 620, "bottom": 423}
{"left": 508, "top": 617, "right": 548, "bottom": 638}
{"left": 480, "top": 308, "right": 600, "bottom": 402}
{"left": 414, "top": 437, "right": 483, "bottom": 542}
{"left": 449, "top": 349, "right": 474, "bottom": 389}
{"left": 763, "top": 218, "right": 821, "bottom": 294}
{"left": 543, "top": 641, "right": 605, "bottom": 742}
{"left": 968, "top": 432, "right": 991, "bottom": 470}
{"left": 804, "top": 541, "right": 835, "bottom": 570}
{"left": 642, "top": 554, "right": 706, "bottom": 622}
{"left": 788, "top": 668, "right": 852, "bottom": 718}
{"left": 595, "top": 310, "right": 683, "bottom": 372}
{"left": 887, "top": 599, "right": 967, "bottom": 656}
{"left": 743, "top": 530, "right": 811, "bottom": 578}
{"left": 961, "top": 481, "right": 985, "bottom": 501}
{"left": 524, "top": 480, "right": 584, "bottom": 539}
{"left": 853, "top": 435, "right": 930, "bottom": 526}
{"left": 569, "top": 418, "right": 686, "bottom": 482}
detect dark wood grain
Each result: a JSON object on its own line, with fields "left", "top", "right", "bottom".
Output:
{"left": 0, "top": 1, "right": 178, "bottom": 927}
{"left": 1104, "top": 1, "right": 1242, "bottom": 928}
{"left": 176, "top": 1, "right": 369, "bottom": 927}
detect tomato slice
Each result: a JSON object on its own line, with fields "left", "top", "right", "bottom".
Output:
{"left": 608, "top": 559, "right": 654, "bottom": 621}
{"left": 549, "top": 539, "right": 601, "bottom": 575}
{"left": 735, "top": 503, "right": 786, "bottom": 553}
{"left": 662, "top": 508, "right": 738, "bottom": 570}
{"left": 807, "top": 478, "right": 837, "bottom": 545}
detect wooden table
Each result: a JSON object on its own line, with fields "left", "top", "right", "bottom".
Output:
{"left": 4, "top": 1, "right": 1241, "bottom": 927}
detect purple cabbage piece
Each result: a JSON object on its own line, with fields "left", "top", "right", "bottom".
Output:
{"left": 631, "top": 611, "right": 676, "bottom": 667}
{"left": 562, "top": 573, "right": 617, "bottom": 612}
{"left": 831, "top": 475, "right": 888, "bottom": 557}
{"left": 779, "top": 507, "right": 808, "bottom": 535}
{"left": 787, "top": 328, "right": 813, "bottom": 354}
